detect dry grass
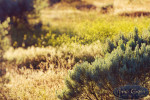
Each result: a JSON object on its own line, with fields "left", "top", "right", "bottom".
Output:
{"left": 4, "top": 42, "right": 103, "bottom": 69}
{"left": 114, "top": 0, "right": 150, "bottom": 14}
{"left": 4, "top": 46, "right": 56, "bottom": 66}
{"left": 5, "top": 68, "right": 68, "bottom": 100}
{"left": 58, "top": 41, "right": 103, "bottom": 59}
{"left": 43, "top": 0, "right": 150, "bottom": 16}
{"left": 2, "top": 68, "right": 149, "bottom": 100}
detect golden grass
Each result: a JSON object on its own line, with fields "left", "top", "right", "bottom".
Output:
{"left": 4, "top": 42, "right": 103, "bottom": 69}
{"left": 4, "top": 46, "right": 57, "bottom": 65}
{"left": 58, "top": 41, "right": 103, "bottom": 58}
{"left": 114, "top": 0, "right": 150, "bottom": 14}
{"left": 2, "top": 68, "right": 149, "bottom": 100}
{"left": 6, "top": 68, "right": 68, "bottom": 100}
{"left": 42, "top": 0, "right": 150, "bottom": 17}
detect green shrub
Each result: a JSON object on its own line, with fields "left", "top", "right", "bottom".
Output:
{"left": 58, "top": 28, "right": 150, "bottom": 99}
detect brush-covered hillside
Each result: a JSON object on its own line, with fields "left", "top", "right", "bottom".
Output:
{"left": 0, "top": 0, "right": 150, "bottom": 100}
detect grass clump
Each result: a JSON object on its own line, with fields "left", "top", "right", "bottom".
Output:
{"left": 4, "top": 46, "right": 56, "bottom": 69}
{"left": 4, "top": 41, "right": 104, "bottom": 70}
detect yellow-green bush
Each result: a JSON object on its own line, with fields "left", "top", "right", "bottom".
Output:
{"left": 38, "top": 16, "right": 150, "bottom": 46}
{"left": 74, "top": 16, "right": 150, "bottom": 43}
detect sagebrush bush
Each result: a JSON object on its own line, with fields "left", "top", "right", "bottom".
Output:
{"left": 58, "top": 28, "right": 150, "bottom": 100}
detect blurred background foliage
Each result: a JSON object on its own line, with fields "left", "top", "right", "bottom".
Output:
{"left": 0, "top": 18, "right": 10, "bottom": 100}
{"left": 1, "top": 0, "right": 150, "bottom": 48}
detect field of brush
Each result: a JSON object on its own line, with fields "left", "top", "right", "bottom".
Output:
{"left": 1, "top": 0, "right": 150, "bottom": 100}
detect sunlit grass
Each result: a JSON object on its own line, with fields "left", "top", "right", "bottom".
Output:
{"left": 6, "top": 68, "right": 67, "bottom": 100}
{"left": 4, "top": 41, "right": 103, "bottom": 70}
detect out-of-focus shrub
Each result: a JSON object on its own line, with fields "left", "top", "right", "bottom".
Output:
{"left": 0, "top": 18, "right": 10, "bottom": 100}
{"left": 61, "top": 0, "right": 81, "bottom": 3}
{"left": 0, "top": 0, "right": 48, "bottom": 48}
{"left": 49, "top": 0, "right": 61, "bottom": 5}
{"left": 49, "top": 0, "right": 81, "bottom": 5}
{"left": 0, "top": 0, "right": 34, "bottom": 23}
{"left": 0, "top": 18, "right": 10, "bottom": 59}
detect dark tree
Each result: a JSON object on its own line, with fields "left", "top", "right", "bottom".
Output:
{"left": 0, "top": 0, "right": 34, "bottom": 23}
